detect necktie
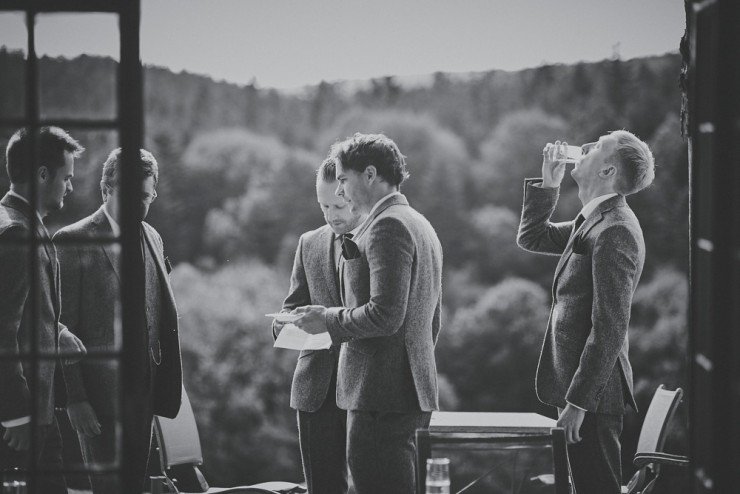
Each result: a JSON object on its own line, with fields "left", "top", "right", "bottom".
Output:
{"left": 340, "top": 232, "right": 360, "bottom": 260}
{"left": 336, "top": 233, "right": 353, "bottom": 304}
{"left": 573, "top": 214, "right": 585, "bottom": 235}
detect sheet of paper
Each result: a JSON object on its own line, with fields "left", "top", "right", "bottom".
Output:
{"left": 265, "top": 312, "right": 304, "bottom": 323}
{"left": 274, "top": 323, "right": 332, "bottom": 351}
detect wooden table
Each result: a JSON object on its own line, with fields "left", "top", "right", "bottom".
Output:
{"left": 416, "top": 412, "right": 569, "bottom": 494}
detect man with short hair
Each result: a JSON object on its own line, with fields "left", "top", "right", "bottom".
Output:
{"left": 55, "top": 148, "right": 183, "bottom": 493}
{"left": 294, "top": 133, "right": 443, "bottom": 494}
{"left": 0, "top": 126, "right": 87, "bottom": 493}
{"left": 274, "top": 157, "right": 363, "bottom": 494}
{"left": 517, "top": 130, "right": 655, "bottom": 493}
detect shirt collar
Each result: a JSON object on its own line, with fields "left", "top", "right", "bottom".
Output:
{"left": 579, "top": 193, "right": 619, "bottom": 220}
{"left": 8, "top": 190, "right": 45, "bottom": 224}
{"left": 348, "top": 191, "right": 400, "bottom": 236}
{"left": 102, "top": 204, "right": 120, "bottom": 237}
{"left": 367, "top": 191, "right": 401, "bottom": 220}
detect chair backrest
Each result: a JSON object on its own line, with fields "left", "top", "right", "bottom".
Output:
{"left": 153, "top": 386, "right": 205, "bottom": 469}
{"left": 636, "top": 385, "right": 683, "bottom": 454}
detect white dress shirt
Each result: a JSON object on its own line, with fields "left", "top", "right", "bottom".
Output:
{"left": 578, "top": 193, "right": 619, "bottom": 224}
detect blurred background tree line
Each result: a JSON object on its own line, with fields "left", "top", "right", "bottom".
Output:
{"left": 0, "top": 47, "right": 688, "bottom": 490}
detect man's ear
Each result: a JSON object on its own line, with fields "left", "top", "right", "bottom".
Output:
{"left": 599, "top": 165, "right": 617, "bottom": 179}
{"left": 364, "top": 165, "right": 378, "bottom": 184}
{"left": 37, "top": 165, "right": 49, "bottom": 182}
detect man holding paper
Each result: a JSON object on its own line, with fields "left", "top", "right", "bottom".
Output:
{"left": 293, "top": 133, "right": 443, "bottom": 494}
{"left": 272, "top": 157, "right": 362, "bottom": 494}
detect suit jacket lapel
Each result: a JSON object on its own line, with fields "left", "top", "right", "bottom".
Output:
{"left": 91, "top": 207, "right": 121, "bottom": 282}
{"left": 142, "top": 225, "right": 177, "bottom": 311}
{"left": 322, "top": 231, "right": 342, "bottom": 307}
{"left": 553, "top": 195, "right": 626, "bottom": 286}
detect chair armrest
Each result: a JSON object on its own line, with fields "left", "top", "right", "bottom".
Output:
{"left": 634, "top": 452, "right": 689, "bottom": 468}
{"left": 530, "top": 474, "right": 555, "bottom": 485}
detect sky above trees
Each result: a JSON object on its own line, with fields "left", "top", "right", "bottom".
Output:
{"left": 0, "top": 0, "right": 685, "bottom": 89}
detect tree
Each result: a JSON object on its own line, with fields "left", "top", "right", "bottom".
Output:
{"left": 629, "top": 112, "right": 689, "bottom": 274}
{"left": 179, "top": 128, "right": 289, "bottom": 262}
{"left": 437, "top": 278, "right": 550, "bottom": 412}
{"left": 466, "top": 205, "right": 557, "bottom": 285}
{"left": 203, "top": 147, "right": 323, "bottom": 263}
{"left": 477, "top": 109, "right": 569, "bottom": 210}
{"left": 171, "top": 260, "right": 303, "bottom": 485}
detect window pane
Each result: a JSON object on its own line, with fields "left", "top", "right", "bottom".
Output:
{"left": 432, "top": 444, "right": 556, "bottom": 493}
{"left": 45, "top": 129, "right": 119, "bottom": 239}
{"left": 0, "top": 12, "right": 27, "bottom": 120}
{"left": 36, "top": 13, "right": 118, "bottom": 121}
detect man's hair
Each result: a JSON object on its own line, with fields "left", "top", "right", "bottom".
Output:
{"left": 316, "top": 157, "right": 338, "bottom": 184}
{"left": 330, "top": 133, "right": 409, "bottom": 187}
{"left": 5, "top": 126, "right": 84, "bottom": 184}
{"left": 100, "top": 148, "right": 159, "bottom": 192}
{"left": 608, "top": 130, "right": 655, "bottom": 195}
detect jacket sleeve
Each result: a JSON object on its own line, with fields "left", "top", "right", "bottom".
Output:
{"left": 516, "top": 178, "right": 574, "bottom": 256}
{"left": 274, "top": 235, "right": 311, "bottom": 339}
{"left": 0, "top": 225, "right": 32, "bottom": 421}
{"left": 325, "top": 216, "right": 414, "bottom": 343}
{"left": 565, "top": 224, "right": 642, "bottom": 410}
{"left": 55, "top": 232, "right": 88, "bottom": 405}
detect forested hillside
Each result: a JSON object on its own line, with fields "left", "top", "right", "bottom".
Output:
{"left": 0, "top": 47, "right": 688, "bottom": 491}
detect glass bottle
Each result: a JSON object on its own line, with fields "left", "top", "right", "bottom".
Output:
{"left": 425, "top": 457, "right": 451, "bottom": 494}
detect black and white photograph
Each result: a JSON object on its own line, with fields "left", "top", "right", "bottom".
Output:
{"left": 1, "top": 1, "right": 737, "bottom": 493}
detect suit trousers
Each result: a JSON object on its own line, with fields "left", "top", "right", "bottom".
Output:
{"left": 346, "top": 409, "right": 431, "bottom": 494}
{"left": 567, "top": 411, "right": 623, "bottom": 494}
{"left": 0, "top": 416, "right": 67, "bottom": 494}
{"left": 297, "top": 363, "right": 348, "bottom": 494}
{"left": 79, "top": 356, "right": 157, "bottom": 494}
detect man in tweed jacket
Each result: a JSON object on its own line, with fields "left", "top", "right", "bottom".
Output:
{"left": 517, "top": 131, "right": 655, "bottom": 493}
{"left": 294, "top": 133, "right": 443, "bottom": 494}
{"left": 55, "top": 148, "right": 182, "bottom": 493}
{"left": 273, "top": 158, "right": 363, "bottom": 494}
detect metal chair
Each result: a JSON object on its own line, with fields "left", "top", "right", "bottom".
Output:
{"left": 151, "top": 386, "right": 306, "bottom": 494}
{"left": 531, "top": 385, "right": 688, "bottom": 493}
{"left": 622, "top": 385, "right": 688, "bottom": 494}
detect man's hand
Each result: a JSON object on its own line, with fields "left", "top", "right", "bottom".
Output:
{"left": 67, "top": 401, "right": 101, "bottom": 438}
{"left": 541, "top": 140, "right": 568, "bottom": 188}
{"left": 292, "top": 305, "right": 328, "bottom": 335}
{"left": 2, "top": 423, "right": 30, "bottom": 451}
{"left": 58, "top": 327, "right": 87, "bottom": 365}
{"left": 272, "top": 319, "right": 286, "bottom": 338}
{"left": 557, "top": 403, "right": 586, "bottom": 444}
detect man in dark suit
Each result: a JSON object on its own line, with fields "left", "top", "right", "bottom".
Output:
{"left": 274, "top": 158, "right": 363, "bottom": 494}
{"left": 0, "top": 126, "right": 87, "bottom": 493}
{"left": 517, "top": 131, "right": 655, "bottom": 493}
{"left": 294, "top": 133, "right": 443, "bottom": 494}
{"left": 55, "top": 148, "right": 183, "bottom": 493}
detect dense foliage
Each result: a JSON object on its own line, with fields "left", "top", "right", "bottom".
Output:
{"left": 0, "top": 48, "right": 688, "bottom": 491}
